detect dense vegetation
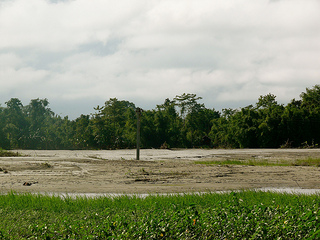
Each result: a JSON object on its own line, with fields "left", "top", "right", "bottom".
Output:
{"left": 1, "top": 191, "right": 320, "bottom": 239}
{"left": 1, "top": 85, "right": 320, "bottom": 150}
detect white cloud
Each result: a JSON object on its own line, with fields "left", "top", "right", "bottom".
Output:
{"left": 0, "top": 0, "right": 319, "bottom": 118}
{"left": 0, "top": 53, "right": 23, "bottom": 69}
{"left": 0, "top": 53, "right": 48, "bottom": 94}
{"left": 0, "top": 0, "right": 149, "bottom": 51}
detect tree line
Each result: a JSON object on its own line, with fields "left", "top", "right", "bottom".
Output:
{"left": 1, "top": 85, "right": 320, "bottom": 150}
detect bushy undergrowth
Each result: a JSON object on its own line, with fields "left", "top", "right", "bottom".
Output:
{"left": 0, "top": 191, "right": 320, "bottom": 239}
{"left": 0, "top": 148, "right": 19, "bottom": 157}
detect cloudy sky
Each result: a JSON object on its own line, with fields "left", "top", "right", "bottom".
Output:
{"left": 0, "top": 0, "right": 319, "bottom": 119}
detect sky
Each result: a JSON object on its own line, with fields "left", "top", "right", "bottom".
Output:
{"left": 0, "top": 0, "right": 319, "bottom": 119}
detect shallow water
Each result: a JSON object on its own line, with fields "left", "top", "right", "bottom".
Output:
{"left": 36, "top": 188, "right": 320, "bottom": 199}
{"left": 258, "top": 187, "right": 320, "bottom": 195}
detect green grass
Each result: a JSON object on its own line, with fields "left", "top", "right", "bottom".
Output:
{"left": 1, "top": 191, "right": 320, "bottom": 239}
{"left": 293, "top": 157, "right": 320, "bottom": 167}
{"left": 195, "top": 157, "right": 320, "bottom": 167}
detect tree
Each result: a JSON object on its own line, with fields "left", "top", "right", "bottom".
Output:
{"left": 140, "top": 110, "right": 158, "bottom": 148}
{"left": 300, "top": 85, "right": 320, "bottom": 111}
{"left": 25, "top": 98, "right": 54, "bottom": 149}
{"left": 209, "top": 116, "right": 236, "bottom": 148}
{"left": 71, "top": 115, "right": 95, "bottom": 149}
{"left": 3, "top": 98, "right": 28, "bottom": 149}
{"left": 185, "top": 107, "right": 220, "bottom": 147}
{"left": 154, "top": 98, "right": 182, "bottom": 148}
{"left": 0, "top": 105, "right": 9, "bottom": 148}
{"left": 92, "top": 98, "right": 136, "bottom": 149}
{"left": 91, "top": 105, "right": 114, "bottom": 149}
{"left": 174, "top": 93, "right": 203, "bottom": 119}
{"left": 256, "top": 93, "right": 278, "bottom": 109}
{"left": 256, "top": 95, "right": 285, "bottom": 148}
{"left": 221, "top": 108, "right": 237, "bottom": 118}
{"left": 298, "top": 85, "right": 320, "bottom": 145}
{"left": 280, "top": 99, "right": 307, "bottom": 147}
{"left": 48, "top": 115, "right": 73, "bottom": 149}
{"left": 122, "top": 107, "right": 137, "bottom": 148}
{"left": 174, "top": 93, "right": 207, "bottom": 147}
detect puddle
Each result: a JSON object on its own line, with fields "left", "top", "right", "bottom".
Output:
{"left": 31, "top": 188, "right": 320, "bottom": 199}
{"left": 258, "top": 187, "right": 320, "bottom": 195}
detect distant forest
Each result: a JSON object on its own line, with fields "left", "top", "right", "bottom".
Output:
{"left": 1, "top": 85, "right": 320, "bottom": 150}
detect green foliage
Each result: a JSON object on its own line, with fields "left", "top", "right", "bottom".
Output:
{"left": 25, "top": 98, "right": 54, "bottom": 149}
{"left": 0, "top": 148, "right": 19, "bottom": 157}
{"left": 300, "top": 84, "right": 320, "bottom": 111}
{"left": 1, "top": 191, "right": 320, "bottom": 239}
{"left": 91, "top": 98, "right": 136, "bottom": 149}
{"left": 1, "top": 85, "right": 320, "bottom": 149}
{"left": 209, "top": 85, "right": 320, "bottom": 148}
{"left": 2, "top": 98, "right": 28, "bottom": 149}
{"left": 174, "top": 93, "right": 203, "bottom": 119}
{"left": 256, "top": 93, "right": 278, "bottom": 109}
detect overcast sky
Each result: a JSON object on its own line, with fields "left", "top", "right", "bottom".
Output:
{"left": 0, "top": 0, "right": 319, "bottom": 119}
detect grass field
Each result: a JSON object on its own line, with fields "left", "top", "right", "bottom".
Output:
{"left": 1, "top": 191, "right": 320, "bottom": 239}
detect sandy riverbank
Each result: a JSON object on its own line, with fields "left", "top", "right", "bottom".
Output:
{"left": 1, "top": 149, "right": 320, "bottom": 194}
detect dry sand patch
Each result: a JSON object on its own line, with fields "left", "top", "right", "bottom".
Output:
{"left": 1, "top": 149, "right": 320, "bottom": 194}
